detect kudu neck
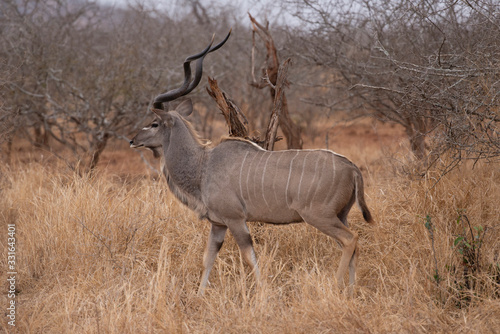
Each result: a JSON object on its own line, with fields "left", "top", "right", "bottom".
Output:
{"left": 165, "top": 118, "right": 205, "bottom": 156}
{"left": 163, "top": 118, "right": 206, "bottom": 192}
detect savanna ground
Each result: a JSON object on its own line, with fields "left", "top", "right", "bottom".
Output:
{"left": 1, "top": 117, "right": 499, "bottom": 333}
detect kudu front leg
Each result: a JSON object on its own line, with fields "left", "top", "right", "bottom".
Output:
{"left": 228, "top": 220, "right": 260, "bottom": 283}
{"left": 198, "top": 224, "right": 227, "bottom": 295}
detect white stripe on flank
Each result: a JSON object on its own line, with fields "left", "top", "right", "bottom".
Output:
{"left": 239, "top": 152, "right": 249, "bottom": 200}
{"left": 332, "top": 152, "right": 336, "bottom": 180}
{"left": 254, "top": 153, "right": 266, "bottom": 203}
{"left": 311, "top": 154, "right": 328, "bottom": 202}
{"left": 272, "top": 153, "right": 284, "bottom": 205}
{"left": 261, "top": 152, "right": 272, "bottom": 209}
{"left": 246, "top": 153, "right": 258, "bottom": 205}
{"left": 297, "top": 151, "right": 311, "bottom": 202}
{"left": 330, "top": 152, "right": 337, "bottom": 197}
{"left": 285, "top": 151, "right": 299, "bottom": 208}
{"left": 321, "top": 151, "right": 338, "bottom": 204}
{"left": 305, "top": 154, "right": 321, "bottom": 202}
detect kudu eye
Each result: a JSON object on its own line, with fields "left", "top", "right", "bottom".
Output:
{"left": 151, "top": 123, "right": 159, "bottom": 128}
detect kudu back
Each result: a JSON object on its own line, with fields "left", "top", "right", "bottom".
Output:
{"left": 130, "top": 31, "right": 374, "bottom": 295}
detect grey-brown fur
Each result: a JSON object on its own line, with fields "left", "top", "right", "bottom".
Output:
{"left": 130, "top": 99, "right": 374, "bottom": 295}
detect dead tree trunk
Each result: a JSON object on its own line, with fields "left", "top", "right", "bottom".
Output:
{"left": 249, "top": 13, "right": 303, "bottom": 149}
{"left": 207, "top": 75, "right": 289, "bottom": 150}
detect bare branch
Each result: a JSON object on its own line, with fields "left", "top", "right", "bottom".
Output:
{"left": 206, "top": 77, "right": 250, "bottom": 139}
{"left": 265, "top": 58, "right": 292, "bottom": 151}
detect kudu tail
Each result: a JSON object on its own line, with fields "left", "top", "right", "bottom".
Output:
{"left": 354, "top": 171, "right": 375, "bottom": 224}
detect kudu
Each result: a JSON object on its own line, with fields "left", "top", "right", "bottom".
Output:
{"left": 130, "top": 31, "right": 375, "bottom": 295}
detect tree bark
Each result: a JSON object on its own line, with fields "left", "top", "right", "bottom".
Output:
{"left": 87, "top": 133, "right": 110, "bottom": 174}
{"left": 249, "top": 13, "right": 303, "bottom": 149}
{"left": 265, "top": 58, "right": 292, "bottom": 151}
{"left": 206, "top": 77, "right": 249, "bottom": 139}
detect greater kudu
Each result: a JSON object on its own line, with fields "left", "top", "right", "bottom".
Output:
{"left": 130, "top": 31, "right": 374, "bottom": 295}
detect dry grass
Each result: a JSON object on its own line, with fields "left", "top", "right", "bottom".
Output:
{"left": 1, "top": 133, "right": 499, "bottom": 333}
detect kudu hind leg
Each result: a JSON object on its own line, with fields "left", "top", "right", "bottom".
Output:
{"left": 337, "top": 198, "right": 359, "bottom": 287}
{"left": 348, "top": 245, "right": 358, "bottom": 286}
{"left": 303, "top": 214, "right": 358, "bottom": 287}
{"left": 332, "top": 224, "right": 358, "bottom": 287}
{"left": 198, "top": 224, "right": 227, "bottom": 295}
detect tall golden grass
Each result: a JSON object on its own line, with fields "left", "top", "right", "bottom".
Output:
{"left": 1, "top": 138, "right": 499, "bottom": 333}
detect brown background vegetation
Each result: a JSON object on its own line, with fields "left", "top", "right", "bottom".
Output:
{"left": 1, "top": 0, "right": 499, "bottom": 332}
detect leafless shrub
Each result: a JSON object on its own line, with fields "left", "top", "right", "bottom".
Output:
{"left": 285, "top": 0, "right": 500, "bottom": 173}
{"left": 0, "top": 0, "right": 240, "bottom": 170}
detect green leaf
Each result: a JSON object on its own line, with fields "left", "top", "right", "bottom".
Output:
{"left": 424, "top": 215, "right": 432, "bottom": 230}
{"left": 454, "top": 236, "right": 464, "bottom": 246}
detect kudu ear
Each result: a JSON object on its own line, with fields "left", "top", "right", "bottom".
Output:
{"left": 176, "top": 99, "right": 193, "bottom": 117}
{"left": 152, "top": 108, "right": 174, "bottom": 127}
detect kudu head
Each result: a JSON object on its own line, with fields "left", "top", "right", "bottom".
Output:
{"left": 129, "top": 100, "right": 194, "bottom": 158}
{"left": 130, "top": 30, "right": 231, "bottom": 157}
